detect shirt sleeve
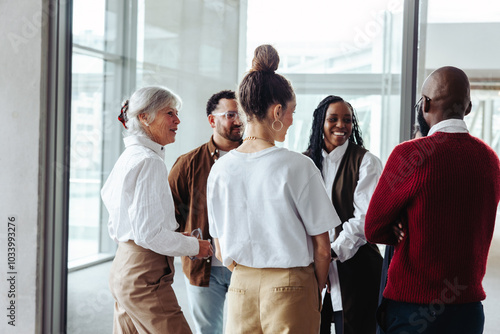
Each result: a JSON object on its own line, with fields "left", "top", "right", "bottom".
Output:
{"left": 365, "top": 144, "right": 416, "bottom": 245}
{"left": 332, "top": 152, "right": 383, "bottom": 262}
{"left": 127, "top": 158, "right": 199, "bottom": 256}
{"left": 296, "top": 171, "right": 342, "bottom": 236}
{"left": 206, "top": 170, "right": 219, "bottom": 239}
{"left": 168, "top": 156, "right": 189, "bottom": 231}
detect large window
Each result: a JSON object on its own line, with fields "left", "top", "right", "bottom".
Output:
{"left": 247, "top": 0, "right": 404, "bottom": 161}
{"left": 68, "top": 0, "right": 242, "bottom": 270}
{"left": 67, "top": 1, "right": 242, "bottom": 330}
{"left": 70, "top": 1, "right": 111, "bottom": 266}
{"left": 418, "top": 0, "right": 500, "bottom": 157}
{"left": 63, "top": 1, "right": 500, "bottom": 332}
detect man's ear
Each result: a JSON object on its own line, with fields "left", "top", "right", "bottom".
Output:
{"left": 208, "top": 114, "right": 216, "bottom": 129}
{"left": 465, "top": 101, "right": 472, "bottom": 116}
{"left": 422, "top": 97, "right": 431, "bottom": 114}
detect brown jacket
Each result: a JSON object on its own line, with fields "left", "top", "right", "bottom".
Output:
{"left": 168, "top": 136, "right": 221, "bottom": 287}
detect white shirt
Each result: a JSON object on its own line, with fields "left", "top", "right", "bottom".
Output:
{"left": 207, "top": 146, "right": 340, "bottom": 268}
{"left": 211, "top": 149, "right": 228, "bottom": 267}
{"left": 428, "top": 118, "right": 469, "bottom": 136}
{"left": 101, "top": 135, "right": 199, "bottom": 256}
{"left": 322, "top": 140, "right": 383, "bottom": 311}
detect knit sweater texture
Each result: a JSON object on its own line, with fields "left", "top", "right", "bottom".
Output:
{"left": 365, "top": 132, "right": 500, "bottom": 304}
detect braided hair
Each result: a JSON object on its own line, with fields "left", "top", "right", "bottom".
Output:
{"left": 305, "top": 95, "right": 364, "bottom": 173}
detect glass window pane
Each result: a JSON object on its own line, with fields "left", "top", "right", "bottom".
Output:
{"left": 73, "top": 0, "right": 106, "bottom": 50}
{"left": 247, "top": 0, "right": 403, "bottom": 75}
{"left": 68, "top": 53, "right": 105, "bottom": 262}
{"left": 419, "top": 0, "right": 500, "bottom": 156}
{"left": 136, "top": 0, "right": 241, "bottom": 168}
{"left": 247, "top": 0, "right": 404, "bottom": 161}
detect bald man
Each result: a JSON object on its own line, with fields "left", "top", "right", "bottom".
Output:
{"left": 365, "top": 66, "right": 500, "bottom": 334}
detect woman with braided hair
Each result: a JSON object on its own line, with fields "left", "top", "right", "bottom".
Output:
{"left": 305, "top": 95, "right": 384, "bottom": 334}
{"left": 207, "top": 45, "right": 340, "bottom": 333}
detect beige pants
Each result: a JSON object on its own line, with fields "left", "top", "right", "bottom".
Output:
{"left": 109, "top": 241, "right": 192, "bottom": 334}
{"left": 226, "top": 264, "right": 321, "bottom": 334}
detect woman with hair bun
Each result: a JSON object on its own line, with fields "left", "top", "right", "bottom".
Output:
{"left": 305, "top": 95, "right": 383, "bottom": 334}
{"left": 207, "top": 45, "right": 341, "bottom": 333}
{"left": 102, "top": 86, "right": 213, "bottom": 333}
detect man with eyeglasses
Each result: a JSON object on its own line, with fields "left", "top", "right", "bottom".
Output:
{"left": 168, "top": 90, "right": 244, "bottom": 334}
{"left": 365, "top": 66, "right": 500, "bottom": 334}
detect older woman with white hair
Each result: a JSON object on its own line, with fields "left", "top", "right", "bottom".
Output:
{"left": 101, "top": 86, "right": 213, "bottom": 333}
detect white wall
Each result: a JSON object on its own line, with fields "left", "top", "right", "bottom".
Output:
{"left": 0, "top": 0, "right": 44, "bottom": 332}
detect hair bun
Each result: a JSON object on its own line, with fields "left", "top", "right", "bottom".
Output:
{"left": 251, "top": 44, "right": 280, "bottom": 73}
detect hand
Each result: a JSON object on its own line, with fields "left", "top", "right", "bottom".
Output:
{"left": 393, "top": 222, "right": 405, "bottom": 243}
{"left": 214, "top": 238, "right": 223, "bottom": 262}
{"left": 195, "top": 240, "right": 213, "bottom": 259}
{"left": 227, "top": 261, "right": 236, "bottom": 272}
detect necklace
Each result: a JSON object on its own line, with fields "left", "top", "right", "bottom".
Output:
{"left": 243, "top": 136, "right": 275, "bottom": 146}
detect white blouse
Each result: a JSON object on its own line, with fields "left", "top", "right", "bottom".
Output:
{"left": 101, "top": 135, "right": 199, "bottom": 257}
{"left": 207, "top": 146, "right": 340, "bottom": 269}
{"left": 322, "top": 140, "right": 383, "bottom": 311}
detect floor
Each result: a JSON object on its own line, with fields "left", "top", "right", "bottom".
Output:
{"left": 67, "top": 238, "right": 500, "bottom": 334}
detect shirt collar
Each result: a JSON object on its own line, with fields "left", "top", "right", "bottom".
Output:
{"left": 207, "top": 135, "right": 219, "bottom": 160}
{"left": 207, "top": 135, "right": 243, "bottom": 161}
{"left": 322, "top": 140, "right": 349, "bottom": 162}
{"left": 124, "top": 135, "right": 165, "bottom": 159}
{"left": 428, "top": 119, "right": 469, "bottom": 136}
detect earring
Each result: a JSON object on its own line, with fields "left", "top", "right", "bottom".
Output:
{"left": 144, "top": 122, "right": 149, "bottom": 127}
{"left": 272, "top": 120, "right": 283, "bottom": 131}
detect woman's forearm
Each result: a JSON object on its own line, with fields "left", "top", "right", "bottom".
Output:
{"left": 311, "top": 232, "right": 332, "bottom": 290}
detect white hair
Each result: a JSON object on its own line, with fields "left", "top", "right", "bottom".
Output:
{"left": 123, "top": 86, "right": 182, "bottom": 137}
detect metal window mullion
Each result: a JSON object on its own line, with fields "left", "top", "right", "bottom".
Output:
{"left": 399, "top": 0, "right": 420, "bottom": 142}
{"left": 42, "top": 0, "right": 73, "bottom": 333}
{"left": 122, "top": 0, "right": 138, "bottom": 94}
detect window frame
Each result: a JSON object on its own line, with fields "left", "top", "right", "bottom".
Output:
{"left": 43, "top": 0, "right": 423, "bottom": 332}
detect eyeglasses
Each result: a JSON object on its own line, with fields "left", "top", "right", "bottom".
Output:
{"left": 189, "top": 228, "right": 211, "bottom": 262}
{"left": 414, "top": 96, "right": 431, "bottom": 113}
{"left": 212, "top": 111, "right": 240, "bottom": 121}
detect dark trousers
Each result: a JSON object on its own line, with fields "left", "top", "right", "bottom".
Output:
{"left": 320, "top": 292, "right": 343, "bottom": 334}
{"left": 377, "top": 245, "right": 394, "bottom": 334}
{"left": 378, "top": 299, "right": 484, "bottom": 334}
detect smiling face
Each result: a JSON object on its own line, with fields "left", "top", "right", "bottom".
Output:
{"left": 212, "top": 98, "right": 244, "bottom": 142}
{"left": 146, "top": 106, "right": 181, "bottom": 146}
{"left": 323, "top": 102, "right": 353, "bottom": 153}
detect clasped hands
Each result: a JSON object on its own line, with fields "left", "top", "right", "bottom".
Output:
{"left": 393, "top": 222, "right": 405, "bottom": 243}
{"left": 182, "top": 232, "right": 214, "bottom": 259}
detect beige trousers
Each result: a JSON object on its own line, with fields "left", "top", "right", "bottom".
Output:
{"left": 109, "top": 241, "right": 192, "bottom": 334}
{"left": 226, "top": 264, "right": 321, "bottom": 334}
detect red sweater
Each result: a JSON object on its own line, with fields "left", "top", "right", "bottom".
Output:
{"left": 365, "top": 132, "right": 500, "bottom": 304}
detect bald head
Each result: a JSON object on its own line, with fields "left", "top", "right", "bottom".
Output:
{"left": 421, "top": 66, "right": 471, "bottom": 119}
